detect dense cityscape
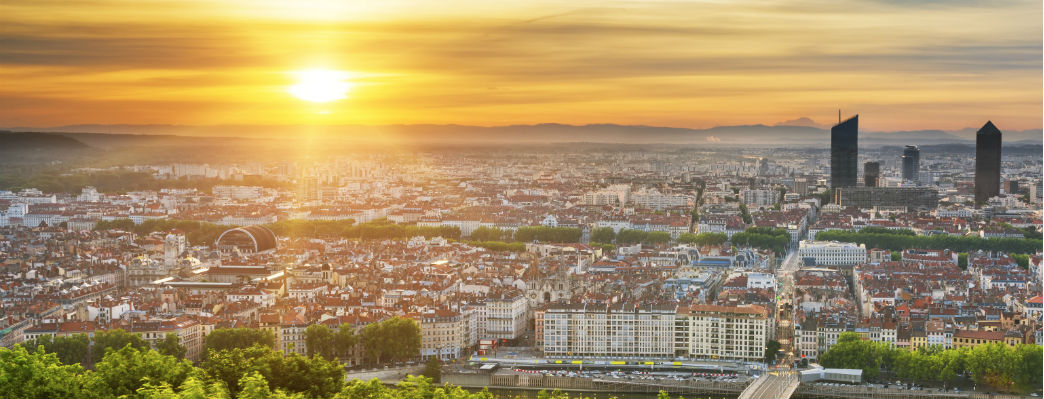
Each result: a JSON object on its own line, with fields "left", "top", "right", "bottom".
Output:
{"left": 0, "top": 115, "right": 1040, "bottom": 398}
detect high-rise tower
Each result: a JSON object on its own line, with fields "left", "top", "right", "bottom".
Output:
{"left": 902, "top": 145, "right": 920, "bottom": 183}
{"left": 975, "top": 121, "right": 1002, "bottom": 204}
{"left": 864, "top": 161, "right": 880, "bottom": 187}
{"left": 831, "top": 115, "right": 859, "bottom": 189}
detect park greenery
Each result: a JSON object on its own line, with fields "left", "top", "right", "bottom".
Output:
{"left": 614, "top": 229, "right": 672, "bottom": 246}
{"left": 359, "top": 317, "right": 422, "bottom": 365}
{"left": 303, "top": 324, "right": 358, "bottom": 361}
{"left": 818, "top": 332, "right": 1042, "bottom": 394}
{"left": 815, "top": 228, "right": 1042, "bottom": 256}
{"left": 203, "top": 328, "right": 277, "bottom": 355}
{"left": 93, "top": 219, "right": 229, "bottom": 245}
{"left": 729, "top": 227, "right": 789, "bottom": 255}
{"left": 3, "top": 319, "right": 427, "bottom": 399}
{"left": 0, "top": 341, "right": 666, "bottom": 399}
{"left": 0, "top": 170, "right": 290, "bottom": 194}
{"left": 677, "top": 232, "right": 728, "bottom": 247}
{"left": 464, "top": 240, "right": 528, "bottom": 252}
{"left": 94, "top": 218, "right": 463, "bottom": 244}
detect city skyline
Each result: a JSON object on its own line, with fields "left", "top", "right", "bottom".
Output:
{"left": 1, "top": 0, "right": 1041, "bottom": 132}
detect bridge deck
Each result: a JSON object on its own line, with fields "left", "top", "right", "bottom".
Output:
{"left": 738, "top": 373, "right": 799, "bottom": 399}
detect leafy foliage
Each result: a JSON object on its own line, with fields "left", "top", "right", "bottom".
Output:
{"left": 764, "top": 340, "right": 781, "bottom": 364}
{"left": 203, "top": 328, "right": 276, "bottom": 357}
{"left": 468, "top": 226, "right": 513, "bottom": 242}
{"left": 0, "top": 171, "right": 287, "bottom": 195}
{"left": 677, "top": 232, "right": 728, "bottom": 246}
{"left": 421, "top": 357, "right": 442, "bottom": 383}
{"left": 819, "top": 332, "right": 1043, "bottom": 393}
{"left": 22, "top": 333, "right": 90, "bottom": 366}
{"left": 513, "top": 226, "right": 583, "bottom": 243}
{"left": 86, "top": 345, "right": 195, "bottom": 399}
{"left": 94, "top": 219, "right": 227, "bottom": 246}
{"left": 464, "top": 240, "right": 527, "bottom": 252}
{"left": 730, "top": 227, "right": 789, "bottom": 254}
{"left": 304, "top": 324, "right": 357, "bottom": 361}
{"left": 200, "top": 344, "right": 344, "bottom": 398}
{"left": 91, "top": 329, "right": 150, "bottom": 364}
{"left": 359, "top": 317, "right": 422, "bottom": 365}
{"left": 0, "top": 345, "right": 86, "bottom": 399}
{"left": 815, "top": 229, "right": 1042, "bottom": 254}
{"left": 589, "top": 227, "right": 616, "bottom": 245}
{"left": 156, "top": 333, "right": 187, "bottom": 360}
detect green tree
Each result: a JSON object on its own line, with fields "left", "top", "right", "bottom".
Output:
{"left": 360, "top": 317, "right": 421, "bottom": 365}
{"left": 644, "top": 231, "right": 671, "bottom": 246}
{"left": 738, "top": 203, "right": 752, "bottom": 224}
{"left": 305, "top": 324, "right": 335, "bottom": 359}
{"left": 615, "top": 229, "right": 647, "bottom": 245}
{"left": 20, "top": 333, "right": 90, "bottom": 366}
{"left": 590, "top": 227, "right": 616, "bottom": 244}
{"left": 957, "top": 252, "right": 968, "bottom": 269}
{"left": 818, "top": 332, "right": 888, "bottom": 380}
{"left": 203, "top": 328, "right": 276, "bottom": 357}
{"left": 156, "top": 333, "right": 187, "bottom": 360}
{"left": 890, "top": 251, "right": 902, "bottom": 262}
{"left": 421, "top": 357, "right": 442, "bottom": 383}
{"left": 333, "top": 324, "right": 358, "bottom": 361}
{"left": 85, "top": 345, "right": 194, "bottom": 399}
{"left": 1011, "top": 253, "right": 1029, "bottom": 269}
{"left": 201, "top": 344, "right": 344, "bottom": 398}
{"left": 0, "top": 345, "right": 86, "bottom": 399}
{"left": 676, "top": 233, "right": 698, "bottom": 244}
{"left": 764, "top": 340, "right": 782, "bottom": 364}
{"left": 91, "top": 329, "right": 149, "bottom": 364}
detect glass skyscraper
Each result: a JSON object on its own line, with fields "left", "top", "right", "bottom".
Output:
{"left": 831, "top": 115, "right": 858, "bottom": 189}
{"left": 975, "top": 121, "right": 1002, "bottom": 204}
{"left": 902, "top": 145, "right": 920, "bottom": 183}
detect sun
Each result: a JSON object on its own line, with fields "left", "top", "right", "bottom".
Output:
{"left": 288, "top": 69, "right": 352, "bottom": 103}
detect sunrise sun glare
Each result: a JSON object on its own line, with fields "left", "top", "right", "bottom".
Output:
{"left": 288, "top": 69, "right": 352, "bottom": 103}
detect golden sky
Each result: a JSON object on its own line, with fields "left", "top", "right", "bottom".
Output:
{"left": 1, "top": 0, "right": 1041, "bottom": 131}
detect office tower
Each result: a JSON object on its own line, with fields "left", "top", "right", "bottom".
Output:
{"left": 831, "top": 115, "right": 859, "bottom": 189}
{"left": 1004, "top": 180, "right": 1020, "bottom": 195}
{"left": 975, "top": 121, "right": 1002, "bottom": 204}
{"left": 794, "top": 178, "right": 809, "bottom": 195}
{"left": 902, "top": 145, "right": 920, "bottom": 183}
{"left": 864, "top": 161, "right": 880, "bottom": 187}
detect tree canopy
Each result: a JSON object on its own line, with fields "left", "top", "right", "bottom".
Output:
{"left": 815, "top": 229, "right": 1042, "bottom": 255}
{"left": 819, "top": 332, "right": 1043, "bottom": 393}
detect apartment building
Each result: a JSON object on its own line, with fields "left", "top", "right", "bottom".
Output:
{"left": 485, "top": 292, "right": 527, "bottom": 340}
{"left": 675, "top": 304, "right": 772, "bottom": 362}
{"left": 542, "top": 303, "right": 676, "bottom": 359}
{"left": 798, "top": 240, "right": 867, "bottom": 266}
{"left": 541, "top": 303, "right": 771, "bottom": 362}
{"left": 418, "top": 309, "right": 464, "bottom": 361}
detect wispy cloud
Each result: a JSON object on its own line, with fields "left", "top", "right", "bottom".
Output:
{"left": 0, "top": 0, "right": 1039, "bottom": 130}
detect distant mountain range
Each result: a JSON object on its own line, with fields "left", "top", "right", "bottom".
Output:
{"left": 0, "top": 131, "right": 89, "bottom": 151}
{"left": 3, "top": 122, "right": 1041, "bottom": 147}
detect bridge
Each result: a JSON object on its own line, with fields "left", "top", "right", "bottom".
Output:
{"left": 737, "top": 372, "right": 800, "bottom": 399}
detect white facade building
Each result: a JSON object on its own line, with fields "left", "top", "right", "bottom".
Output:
{"left": 798, "top": 240, "right": 867, "bottom": 266}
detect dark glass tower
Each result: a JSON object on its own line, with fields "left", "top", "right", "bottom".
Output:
{"left": 864, "top": 161, "right": 880, "bottom": 187}
{"left": 902, "top": 145, "right": 920, "bottom": 183}
{"left": 831, "top": 115, "right": 859, "bottom": 189}
{"left": 975, "top": 121, "right": 1002, "bottom": 204}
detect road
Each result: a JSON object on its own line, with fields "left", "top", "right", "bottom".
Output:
{"left": 775, "top": 244, "right": 801, "bottom": 370}
{"left": 738, "top": 372, "right": 800, "bottom": 399}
